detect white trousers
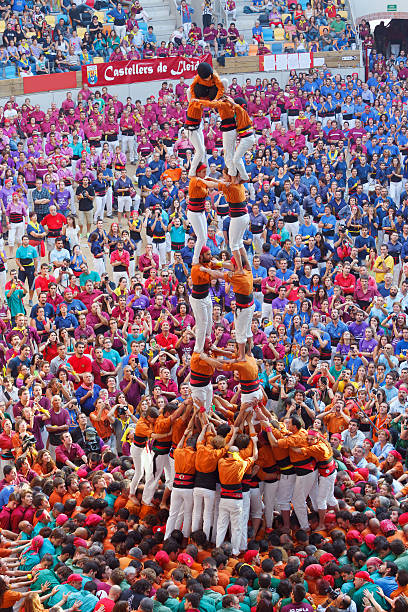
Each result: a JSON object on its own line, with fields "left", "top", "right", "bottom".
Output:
{"left": 188, "top": 127, "right": 206, "bottom": 177}
{"left": 93, "top": 257, "right": 106, "bottom": 277}
{"left": 390, "top": 181, "right": 402, "bottom": 205}
{"left": 112, "top": 271, "right": 129, "bottom": 287}
{"left": 235, "top": 303, "right": 255, "bottom": 344}
{"left": 278, "top": 473, "right": 296, "bottom": 511}
{"left": 0, "top": 271, "right": 6, "bottom": 296}
{"left": 130, "top": 443, "right": 147, "bottom": 495}
{"left": 229, "top": 213, "right": 249, "bottom": 251}
{"left": 285, "top": 220, "right": 299, "bottom": 239}
{"left": 263, "top": 480, "right": 279, "bottom": 528}
{"left": 94, "top": 195, "right": 106, "bottom": 222}
{"left": 114, "top": 24, "right": 126, "bottom": 38}
{"left": 292, "top": 470, "right": 318, "bottom": 529}
{"left": 164, "top": 488, "right": 194, "bottom": 538}
{"left": 130, "top": 444, "right": 146, "bottom": 495}
{"left": 191, "top": 487, "right": 215, "bottom": 539}
{"left": 190, "top": 294, "right": 212, "bottom": 352}
{"left": 261, "top": 302, "right": 273, "bottom": 321}
{"left": 191, "top": 382, "right": 213, "bottom": 412}
{"left": 108, "top": 139, "right": 119, "bottom": 154}
{"left": 232, "top": 134, "right": 256, "bottom": 180}
{"left": 106, "top": 187, "right": 113, "bottom": 216}
{"left": 216, "top": 497, "right": 243, "bottom": 555}
{"left": 153, "top": 241, "right": 167, "bottom": 267}
{"left": 240, "top": 490, "right": 251, "bottom": 550}
{"left": 251, "top": 486, "right": 263, "bottom": 519}
{"left": 118, "top": 196, "right": 132, "bottom": 213}
{"left": 223, "top": 130, "right": 237, "bottom": 174}
{"left": 8, "top": 221, "right": 25, "bottom": 247}
{"left": 142, "top": 452, "right": 173, "bottom": 506}
{"left": 241, "top": 388, "right": 263, "bottom": 405}
{"left": 187, "top": 209, "right": 208, "bottom": 265}
{"left": 310, "top": 470, "right": 337, "bottom": 511}
{"left": 121, "top": 135, "right": 135, "bottom": 161}
{"left": 253, "top": 233, "right": 264, "bottom": 254}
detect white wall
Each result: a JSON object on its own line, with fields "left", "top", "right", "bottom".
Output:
{"left": 348, "top": 0, "right": 408, "bottom": 22}
{"left": 0, "top": 66, "right": 364, "bottom": 107}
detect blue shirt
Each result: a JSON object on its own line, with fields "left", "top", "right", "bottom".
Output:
{"left": 55, "top": 312, "right": 78, "bottom": 329}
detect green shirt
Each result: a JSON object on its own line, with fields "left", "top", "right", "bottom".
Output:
{"left": 330, "top": 18, "right": 346, "bottom": 32}
{"left": 350, "top": 583, "right": 387, "bottom": 612}
{"left": 16, "top": 245, "right": 38, "bottom": 265}
{"left": 79, "top": 271, "right": 101, "bottom": 286}
{"left": 31, "top": 569, "right": 60, "bottom": 595}
{"left": 6, "top": 287, "right": 24, "bottom": 317}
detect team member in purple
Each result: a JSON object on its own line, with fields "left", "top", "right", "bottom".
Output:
{"left": 6, "top": 191, "right": 28, "bottom": 258}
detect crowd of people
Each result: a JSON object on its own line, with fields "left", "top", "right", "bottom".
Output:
{"left": 0, "top": 26, "right": 408, "bottom": 612}
{"left": 0, "top": 0, "right": 358, "bottom": 78}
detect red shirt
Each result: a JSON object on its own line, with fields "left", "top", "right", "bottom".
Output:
{"left": 35, "top": 274, "right": 57, "bottom": 292}
{"left": 334, "top": 272, "right": 356, "bottom": 295}
{"left": 156, "top": 379, "right": 178, "bottom": 395}
{"left": 67, "top": 355, "right": 92, "bottom": 388}
{"left": 42, "top": 213, "right": 67, "bottom": 231}
{"left": 155, "top": 332, "right": 178, "bottom": 350}
{"left": 91, "top": 358, "right": 115, "bottom": 387}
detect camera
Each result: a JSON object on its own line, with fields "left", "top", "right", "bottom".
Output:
{"left": 22, "top": 435, "right": 36, "bottom": 451}
{"left": 328, "top": 588, "right": 339, "bottom": 600}
{"left": 117, "top": 406, "right": 128, "bottom": 416}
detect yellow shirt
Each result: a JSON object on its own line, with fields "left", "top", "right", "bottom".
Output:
{"left": 374, "top": 255, "right": 394, "bottom": 283}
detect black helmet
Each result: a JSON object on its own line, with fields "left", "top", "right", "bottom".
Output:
{"left": 197, "top": 61, "right": 213, "bottom": 79}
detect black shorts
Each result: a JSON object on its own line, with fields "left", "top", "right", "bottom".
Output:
{"left": 18, "top": 267, "right": 35, "bottom": 290}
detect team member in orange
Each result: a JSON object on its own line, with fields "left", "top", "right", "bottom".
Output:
{"left": 186, "top": 62, "right": 224, "bottom": 178}
{"left": 129, "top": 407, "right": 158, "bottom": 501}
{"left": 216, "top": 426, "right": 258, "bottom": 555}
{"left": 164, "top": 414, "right": 198, "bottom": 540}
{"left": 269, "top": 415, "right": 317, "bottom": 531}
{"left": 220, "top": 172, "right": 249, "bottom": 271}
{"left": 191, "top": 421, "right": 229, "bottom": 540}
{"left": 203, "top": 251, "right": 254, "bottom": 360}
{"left": 299, "top": 429, "right": 338, "bottom": 530}
{"left": 187, "top": 163, "right": 209, "bottom": 265}
{"left": 141, "top": 402, "right": 185, "bottom": 510}
{"left": 190, "top": 245, "right": 222, "bottom": 352}
{"left": 257, "top": 431, "right": 280, "bottom": 531}
{"left": 230, "top": 97, "right": 256, "bottom": 183}
{"left": 191, "top": 95, "right": 237, "bottom": 177}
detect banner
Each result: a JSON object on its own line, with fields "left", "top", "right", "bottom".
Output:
{"left": 82, "top": 54, "right": 212, "bottom": 87}
{"left": 23, "top": 71, "right": 78, "bottom": 94}
{"left": 260, "top": 52, "right": 314, "bottom": 72}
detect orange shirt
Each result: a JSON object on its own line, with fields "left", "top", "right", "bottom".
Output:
{"left": 195, "top": 439, "right": 226, "bottom": 473}
{"left": 188, "top": 177, "right": 208, "bottom": 213}
{"left": 218, "top": 182, "right": 246, "bottom": 204}
{"left": 322, "top": 409, "right": 350, "bottom": 434}
{"left": 191, "top": 264, "right": 211, "bottom": 286}
{"left": 174, "top": 445, "right": 196, "bottom": 474}
{"left": 90, "top": 408, "right": 113, "bottom": 440}
{"left": 190, "top": 352, "right": 215, "bottom": 387}
{"left": 189, "top": 72, "right": 225, "bottom": 101}
{"left": 225, "top": 269, "right": 253, "bottom": 296}
{"left": 48, "top": 490, "right": 65, "bottom": 508}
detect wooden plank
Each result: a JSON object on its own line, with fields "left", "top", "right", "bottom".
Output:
{"left": 0, "top": 78, "right": 24, "bottom": 97}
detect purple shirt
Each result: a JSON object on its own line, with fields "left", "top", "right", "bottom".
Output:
{"left": 55, "top": 442, "right": 85, "bottom": 465}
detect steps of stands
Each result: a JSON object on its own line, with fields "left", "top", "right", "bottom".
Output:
{"left": 140, "top": 0, "right": 176, "bottom": 39}
{"left": 230, "top": 0, "right": 355, "bottom": 49}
